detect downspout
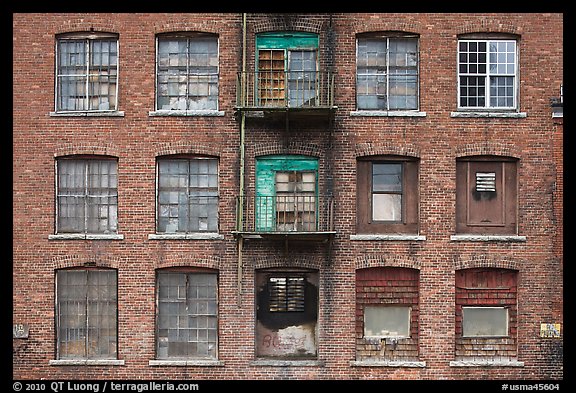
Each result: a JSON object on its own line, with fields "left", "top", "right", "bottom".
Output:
{"left": 237, "top": 12, "right": 247, "bottom": 307}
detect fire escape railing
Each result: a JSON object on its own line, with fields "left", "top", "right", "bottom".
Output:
{"left": 236, "top": 70, "right": 335, "bottom": 109}
{"left": 236, "top": 195, "right": 334, "bottom": 234}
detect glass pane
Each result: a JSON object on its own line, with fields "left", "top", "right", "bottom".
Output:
{"left": 364, "top": 306, "right": 411, "bottom": 337}
{"left": 373, "top": 163, "right": 402, "bottom": 192}
{"left": 372, "top": 194, "right": 401, "bottom": 221}
{"left": 463, "top": 307, "right": 508, "bottom": 337}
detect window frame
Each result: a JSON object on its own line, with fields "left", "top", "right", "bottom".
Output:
{"left": 455, "top": 156, "right": 518, "bottom": 235}
{"left": 255, "top": 32, "right": 319, "bottom": 108}
{"left": 155, "top": 155, "right": 220, "bottom": 234}
{"left": 155, "top": 268, "right": 219, "bottom": 360}
{"left": 55, "top": 156, "right": 119, "bottom": 235}
{"left": 154, "top": 32, "right": 220, "bottom": 112}
{"left": 356, "top": 33, "right": 420, "bottom": 111}
{"left": 363, "top": 305, "right": 412, "bottom": 339}
{"left": 55, "top": 32, "right": 119, "bottom": 113}
{"left": 357, "top": 155, "right": 419, "bottom": 234}
{"left": 255, "top": 268, "right": 319, "bottom": 359}
{"left": 55, "top": 268, "right": 118, "bottom": 360}
{"left": 461, "top": 306, "right": 509, "bottom": 338}
{"left": 457, "top": 37, "right": 519, "bottom": 111}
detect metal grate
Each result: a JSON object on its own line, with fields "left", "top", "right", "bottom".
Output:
{"left": 269, "top": 276, "right": 305, "bottom": 312}
{"left": 475, "top": 172, "right": 496, "bottom": 192}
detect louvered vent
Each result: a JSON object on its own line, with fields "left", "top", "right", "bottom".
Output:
{"left": 269, "top": 276, "right": 305, "bottom": 312}
{"left": 475, "top": 172, "right": 496, "bottom": 192}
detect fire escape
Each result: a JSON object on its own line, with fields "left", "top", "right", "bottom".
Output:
{"left": 233, "top": 15, "right": 338, "bottom": 303}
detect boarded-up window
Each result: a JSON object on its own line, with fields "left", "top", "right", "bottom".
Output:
{"left": 456, "top": 156, "right": 518, "bottom": 234}
{"left": 357, "top": 156, "right": 419, "bottom": 234}
{"left": 157, "top": 157, "right": 218, "bottom": 233}
{"left": 156, "top": 34, "right": 219, "bottom": 110}
{"left": 156, "top": 271, "right": 218, "bottom": 359}
{"left": 56, "top": 33, "right": 118, "bottom": 112}
{"left": 268, "top": 276, "right": 305, "bottom": 312}
{"left": 56, "top": 269, "right": 117, "bottom": 359}
{"left": 355, "top": 267, "right": 420, "bottom": 361}
{"left": 56, "top": 157, "right": 118, "bottom": 234}
{"left": 455, "top": 268, "right": 518, "bottom": 358}
{"left": 256, "top": 269, "right": 318, "bottom": 358}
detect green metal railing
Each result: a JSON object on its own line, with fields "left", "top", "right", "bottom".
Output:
{"left": 236, "top": 70, "right": 335, "bottom": 109}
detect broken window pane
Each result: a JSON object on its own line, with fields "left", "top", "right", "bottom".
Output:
{"left": 357, "top": 37, "right": 418, "bottom": 110}
{"left": 56, "top": 36, "right": 118, "bottom": 112}
{"left": 156, "top": 35, "right": 218, "bottom": 110}
{"left": 157, "top": 158, "right": 218, "bottom": 233}
{"left": 157, "top": 272, "right": 218, "bottom": 359}
{"left": 57, "top": 158, "right": 118, "bottom": 234}
{"left": 56, "top": 269, "right": 117, "bottom": 359}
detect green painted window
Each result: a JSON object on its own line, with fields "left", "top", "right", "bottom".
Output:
{"left": 256, "top": 32, "right": 319, "bottom": 107}
{"left": 255, "top": 155, "right": 318, "bottom": 232}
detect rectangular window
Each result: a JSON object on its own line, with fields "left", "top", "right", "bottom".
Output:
{"left": 156, "top": 35, "right": 219, "bottom": 111}
{"left": 458, "top": 40, "right": 517, "bottom": 109}
{"left": 56, "top": 34, "right": 118, "bottom": 112}
{"left": 275, "top": 171, "right": 317, "bottom": 231}
{"left": 56, "top": 269, "right": 117, "bottom": 359}
{"left": 462, "top": 307, "right": 509, "bottom": 337}
{"left": 56, "top": 158, "right": 118, "bottom": 234}
{"left": 156, "top": 271, "right": 218, "bottom": 359}
{"left": 357, "top": 157, "right": 419, "bottom": 234}
{"left": 456, "top": 157, "right": 517, "bottom": 234}
{"left": 157, "top": 157, "right": 219, "bottom": 233}
{"left": 356, "top": 36, "right": 419, "bottom": 110}
{"left": 372, "top": 163, "right": 402, "bottom": 221}
{"left": 364, "top": 306, "right": 411, "bottom": 338}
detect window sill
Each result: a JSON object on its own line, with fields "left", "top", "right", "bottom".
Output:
{"left": 149, "top": 359, "right": 224, "bottom": 367}
{"left": 450, "top": 111, "right": 526, "bottom": 118}
{"left": 149, "top": 110, "right": 225, "bottom": 117}
{"left": 251, "top": 359, "right": 325, "bottom": 367}
{"left": 49, "top": 359, "right": 125, "bottom": 366}
{"left": 49, "top": 234, "right": 124, "bottom": 240}
{"left": 49, "top": 111, "right": 125, "bottom": 117}
{"left": 148, "top": 233, "right": 225, "bottom": 240}
{"left": 450, "top": 234, "right": 526, "bottom": 242}
{"left": 350, "top": 359, "right": 426, "bottom": 368}
{"left": 350, "top": 110, "right": 426, "bottom": 117}
{"left": 450, "top": 358, "right": 524, "bottom": 367}
{"left": 350, "top": 234, "right": 426, "bottom": 241}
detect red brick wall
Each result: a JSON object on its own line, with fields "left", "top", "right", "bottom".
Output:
{"left": 13, "top": 13, "right": 563, "bottom": 380}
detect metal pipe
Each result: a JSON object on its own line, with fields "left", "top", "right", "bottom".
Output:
{"left": 237, "top": 12, "right": 247, "bottom": 307}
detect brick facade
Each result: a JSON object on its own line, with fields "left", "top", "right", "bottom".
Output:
{"left": 13, "top": 13, "right": 563, "bottom": 380}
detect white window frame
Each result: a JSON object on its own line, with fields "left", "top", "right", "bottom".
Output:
{"left": 457, "top": 39, "right": 518, "bottom": 111}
